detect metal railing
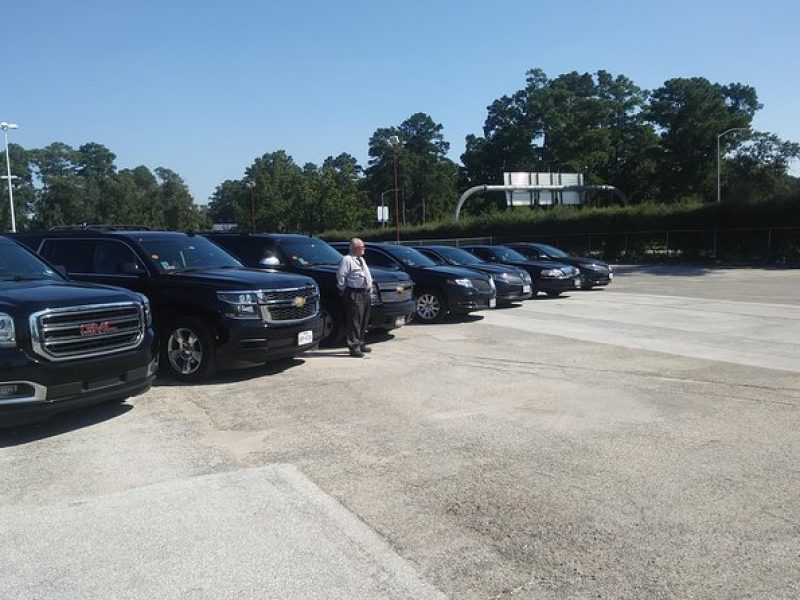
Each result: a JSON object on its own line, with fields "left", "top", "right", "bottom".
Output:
{"left": 390, "top": 227, "right": 800, "bottom": 264}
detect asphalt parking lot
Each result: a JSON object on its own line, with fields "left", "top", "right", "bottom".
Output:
{"left": 2, "top": 266, "right": 799, "bottom": 599}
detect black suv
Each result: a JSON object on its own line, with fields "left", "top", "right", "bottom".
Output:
{"left": 331, "top": 242, "right": 496, "bottom": 323}
{"left": 13, "top": 229, "right": 322, "bottom": 382}
{"left": 462, "top": 245, "right": 581, "bottom": 297}
{"left": 203, "top": 233, "right": 415, "bottom": 346}
{"left": 0, "top": 236, "right": 157, "bottom": 426}
{"left": 504, "top": 242, "right": 613, "bottom": 289}
{"left": 412, "top": 245, "right": 533, "bottom": 305}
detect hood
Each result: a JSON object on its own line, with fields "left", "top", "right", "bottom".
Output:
{"left": 422, "top": 265, "right": 491, "bottom": 280}
{"left": 0, "top": 279, "right": 142, "bottom": 316}
{"left": 166, "top": 267, "right": 316, "bottom": 290}
{"left": 505, "top": 258, "right": 574, "bottom": 271}
{"left": 565, "top": 256, "right": 609, "bottom": 268}
{"left": 369, "top": 266, "right": 413, "bottom": 284}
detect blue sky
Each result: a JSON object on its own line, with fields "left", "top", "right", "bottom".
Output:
{"left": 4, "top": 0, "right": 798, "bottom": 203}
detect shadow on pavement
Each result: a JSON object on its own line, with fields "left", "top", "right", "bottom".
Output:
{"left": 154, "top": 357, "right": 305, "bottom": 387}
{"left": 0, "top": 402, "right": 133, "bottom": 447}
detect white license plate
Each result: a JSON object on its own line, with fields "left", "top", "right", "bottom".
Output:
{"left": 489, "top": 298, "right": 497, "bottom": 308}
{"left": 297, "top": 330, "right": 313, "bottom": 345}
{"left": 609, "top": 272, "right": 614, "bottom": 280}
{"left": 394, "top": 316, "right": 405, "bottom": 327}
{"left": 522, "top": 284, "right": 532, "bottom": 294}
{"left": 574, "top": 278, "right": 581, "bottom": 288}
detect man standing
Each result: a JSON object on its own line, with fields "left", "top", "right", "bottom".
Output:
{"left": 336, "top": 238, "right": 373, "bottom": 357}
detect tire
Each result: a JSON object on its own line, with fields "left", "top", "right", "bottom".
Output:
{"left": 546, "top": 291, "right": 563, "bottom": 298}
{"left": 319, "top": 303, "right": 345, "bottom": 348}
{"left": 161, "top": 318, "right": 217, "bottom": 382}
{"left": 415, "top": 289, "right": 447, "bottom": 323}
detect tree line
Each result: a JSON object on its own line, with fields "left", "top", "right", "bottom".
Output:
{"left": 3, "top": 68, "right": 798, "bottom": 233}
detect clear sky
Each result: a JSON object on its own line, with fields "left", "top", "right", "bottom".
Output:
{"left": 4, "top": 0, "right": 798, "bottom": 203}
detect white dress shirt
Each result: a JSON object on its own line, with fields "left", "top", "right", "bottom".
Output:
{"left": 337, "top": 254, "right": 373, "bottom": 291}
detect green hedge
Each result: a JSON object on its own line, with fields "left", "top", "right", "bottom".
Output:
{"left": 320, "top": 196, "right": 800, "bottom": 242}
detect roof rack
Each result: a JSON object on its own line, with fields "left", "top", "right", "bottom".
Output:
{"left": 48, "top": 224, "right": 152, "bottom": 231}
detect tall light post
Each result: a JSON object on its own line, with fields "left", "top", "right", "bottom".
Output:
{"left": 245, "top": 180, "right": 256, "bottom": 230}
{"left": 717, "top": 127, "right": 748, "bottom": 204}
{"left": 387, "top": 135, "right": 401, "bottom": 243}
{"left": 1, "top": 122, "right": 18, "bottom": 232}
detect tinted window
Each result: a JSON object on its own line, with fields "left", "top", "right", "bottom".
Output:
{"left": 493, "top": 247, "right": 529, "bottom": 262}
{"left": 467, "top": 248, "right": 491, "bottom": 261}
{"left": 94, "top": 241, "right": 144, "bottom": 274}
{"left": 137, "top": 237, "right": 242, "bottom": 272}
{"left": 0, "top": 240, "right": 62, "bottom": 281}
{"left": 212, "top": 237, "right": 271, "bottom": 266}
{"left": 278, "top": 238, "right": 343, "bottom": 267}
{"left": 535, "top": 244, "right": 569, "bottom": 258}
{"left": 40, "top": 239, "right": 97, "bottom": 273}
{"left": 364, "top": 249, "right": 398, "bottom": 269}
{"left": 415, "top": 249, "right": 446, "bottom": 265}
{"left": 382, "top": 246, "right": 436, "bottom": 268}
{"left": 435, "top": 247, "right": 485, "bottom": 266}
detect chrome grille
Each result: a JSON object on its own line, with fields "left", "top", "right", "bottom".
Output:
{"left": 378, "top": 281, "right": 414, "bottom": 303}
{"left": 259, "top": 285, "right": 319, "bottom": 323}
{"left": 30, "top": 302, "right": 145, "bottom": 362}
{"left": 472, "top": 279, "right": 493, "bottom": 294}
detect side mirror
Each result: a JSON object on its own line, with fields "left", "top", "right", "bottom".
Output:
{"left": 120, "top": 261, "right": 145, "bottom": 276}
{"left": 54, "top": 265, "right": 68, "bottom": 277}
{"left": 259, "top": 256, "right": 282, "bottom": 268}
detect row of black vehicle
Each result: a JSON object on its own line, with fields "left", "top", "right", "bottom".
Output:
{"left": 1, "top": 228, "right": 609, "bottom": 426}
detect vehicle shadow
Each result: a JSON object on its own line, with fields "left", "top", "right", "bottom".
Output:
{"left": 154, "top": 357, "right": 305, "bottom": 387}
{"left": 301, "top": 331, "right": 397, "bottom": 358}
{"left": 0, "top": 402, "right": 134, "bottom": 447}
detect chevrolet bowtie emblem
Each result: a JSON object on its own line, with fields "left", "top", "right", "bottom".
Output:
{"left": 292, "top": 296, "right": 307, "bottom": 308}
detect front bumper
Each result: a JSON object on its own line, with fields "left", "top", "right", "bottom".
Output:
{"left": 495, "top": 281, "right": 534, "bottom": 303}
{"left": 1, "top": 336, "right": 157, "bottom": 427}
{"left": 582, "top": 271, "right": 613, "bottom": 286}
{"left": 216, "top": 315, "right": 324, "bottom": 367}
{"left": 368, "top": 299, "right": 416, "bottom": 331}
{"left": 537, "top": 276, "right": 582, "bottom": 293}
{"left": 449, "top": 287, "right": 496, "bottom": 314}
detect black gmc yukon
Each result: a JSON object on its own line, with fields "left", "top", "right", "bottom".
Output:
{"left": 203, "top": 233, "right": 415, "bottom": 346}
{"left": 0, "top": 236, "right": 157, "bottom": 427}
{"left": 13, "top": 229, "right": 322, "bottom": 382}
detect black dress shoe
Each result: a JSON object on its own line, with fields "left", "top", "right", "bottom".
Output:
{"left": 349, "top": 348, "right": 364, "bottom": 358}
{"left": 360, "top": 345, "right": 372, "bottom": 353}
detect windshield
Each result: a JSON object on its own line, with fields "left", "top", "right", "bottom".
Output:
{"left": 535, "top": 244, "right": 569, "bottom": 258}
{"left": 279, "top": 238, "right": 343, "bottom": 267}
{"left": 0, "top": 241, "right": 63, "bottom": 282}
{"left": 436, "top": 247, "right": 485, "bottom": 266}
{"left": 493, "top": 247, "right": 529, "bottom": 262}
{"left": 139, "top": 237, "right": 243, "bottom": 272}
{"left": 385, "top": 245, "right": 437, "bottom": 268}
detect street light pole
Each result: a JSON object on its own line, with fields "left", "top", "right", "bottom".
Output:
{"left": 380, "top": 188, "right": 400, "bottom": 229}
{"left": 1, "top": 122, "right": 18, "bottom": 233}
{"left": 388, "top": 136, "right": 401, "bottom": 243}
{"left": 717, "top": 127, "right": 749, "bottom": 204}
{"left": 246, "top": 180, "right": 256, "bottom": 230}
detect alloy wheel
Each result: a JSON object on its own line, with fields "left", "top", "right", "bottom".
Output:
{"left": 167, "top": 327, "right": 203, "bottom": 375}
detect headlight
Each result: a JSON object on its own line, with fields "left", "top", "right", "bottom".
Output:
{"left": 521, "top": 271, "right": 532, "bottom": 283}
{"left": 540, "top": 268, "right": 565, "bottom": 278}
{"left": 447, "top": 278, "right": 474, "bottom": 288}
{"left": 0, "top": 313, "right": 16, "bottom": 347}
{"left": 141, "top": 296, "right": 152, "bottom": 327}
{"left": 217, "top": 291, "right": 261, "bottom": 319}
{"left": 370, "top": 283, "right": 381, "bottom": 305}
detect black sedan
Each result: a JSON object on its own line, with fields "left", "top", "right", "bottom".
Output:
{"left": 505, "top": 242, "right": 613, "bottom": 289}
{"left": 330, "top": 242, "right": 496, "bottom": 323}
{"left": 461, "top": 245, "right": 581, "bottom": 297}
{"left": 413, "top": 245, "right": 533, "bottom": 305}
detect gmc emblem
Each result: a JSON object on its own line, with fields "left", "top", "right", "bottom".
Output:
{"left": 80, "top": 321, "right": 118, "bottom": 336}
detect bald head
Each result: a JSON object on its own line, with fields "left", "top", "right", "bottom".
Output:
{"left": 349, "top": 237, "right": 365, "bottom": 257}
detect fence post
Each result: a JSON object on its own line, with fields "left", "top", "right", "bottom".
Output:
{"left": 713, "top": 230, "right": 718, "bottom": 261}
{"left": 624, "top": 234, "right": 628, "bottom": 259}
{"left": 665, "top": 231, "right": 670, "bottom": 257}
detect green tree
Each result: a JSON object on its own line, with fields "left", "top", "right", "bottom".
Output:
{"left": 365, "top": 113, "right": 458, "bottom": 225}
{"left": 647, "top": 77, "right": 760, "bottom": 200}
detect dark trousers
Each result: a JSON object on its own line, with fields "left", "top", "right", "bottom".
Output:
{"left": 344, "top": 288, "right": 371, "bottom": 349}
